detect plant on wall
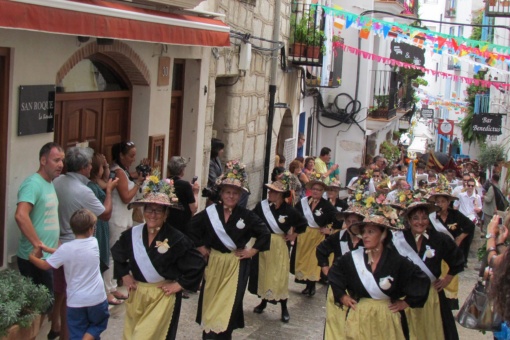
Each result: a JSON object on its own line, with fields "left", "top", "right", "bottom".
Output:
{"left": 460, "top": 70, "right": 489, "bottom": 145}
{"left": 478, "top": 142, "right": 506, "bottom": 171}
{"left": 379, "top": 140, "right": 400, "bottom": 163}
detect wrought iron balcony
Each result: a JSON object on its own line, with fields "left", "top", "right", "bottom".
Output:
{"left": 485, "top": 0, "right": 510, "bottom": 17}
{"left": 368, "top": 70, "right": 400, "bottom": 120}
{"left": 288, "top": 3, "right": 325, "bottom": 66}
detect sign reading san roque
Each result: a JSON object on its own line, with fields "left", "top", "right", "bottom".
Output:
{"left": 18, "top": 85, "right": 55, "bottom": 136}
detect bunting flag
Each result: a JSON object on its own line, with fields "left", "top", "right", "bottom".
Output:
{"left": 426, "top": 151, "right": 445, "bottom": 172}
{"left": 337, "top": 42, "right": 510, "bottom": 90}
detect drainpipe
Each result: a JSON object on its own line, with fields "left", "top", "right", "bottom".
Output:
{"left": 262, "top": 0, "right": 282, "bottom": 200}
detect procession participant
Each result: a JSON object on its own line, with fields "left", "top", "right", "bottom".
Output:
{"left": 111, "top": 176, "right": 205, "bottom": 340}
{"left": 328, "top": 206, "right": 430, "bottom": 340}
{"left": 249, "top": 175, "right": 307, "bottom": 323}
{"left": 325, "top": 178, "right": 349, "bottom": 229}
{"left": 293, "top": 173, "right": 337, "bottom": 296}
{"left": 427, "top": 177, "right": 475, "bottom": 309}
{"left": 187, "top": 160, "right": 271, "bottom": 339}
{"left": 316, "top": 206, "right": 365, "bottom": 340}
{"left": 394, "top": 202, "right": 465, "bottom": 340}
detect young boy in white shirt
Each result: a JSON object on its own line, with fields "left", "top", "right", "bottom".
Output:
{"left": 30, "top": 209, "right": 109, "bottom": 340}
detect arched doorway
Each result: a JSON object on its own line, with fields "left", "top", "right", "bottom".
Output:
{"left": 276, "top": 109, "right": 294, "bottom": 167}
{"left": 54, "top": 42, "right": 149, "bottom": 160}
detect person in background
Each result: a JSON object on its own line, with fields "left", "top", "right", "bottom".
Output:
{"left": 30, "top": 209, "right": 110, "bottom": 340}
{"left": 288, "top": 159, "right": 305, "bottom": 205}
{"left": 428, "top": 170, "right": 438, "bottom": 185}
{"left": 271, "top": 155, "right": 286, "bottom": 182}
{"left": 483, "top": 174, "right": 507, "bottom": 235}
{"left": 325, "top": 179, "right": 349, "bottom": 229}
{"left": 297, "top": 133, "right": 305, "bottom": 158}
{"left": 452, "top": 173, "right": 471, "bottom": 198}
{"left": 416, "top": 163, "right": 426, "bottom": 175}
{"left": 454, "top": 178, "right": 482, "bottom": 225}
{"left": 315, "top": 147, "right": 339, "bottom": 183}
{"left": 208, "top": 138, "right": 224, "bottom": 189}
{"left": 105, "top": 141, "right": 144, "bottom": 305}
{"left": 15, "top": 142, "right": 64, "bottom": 340}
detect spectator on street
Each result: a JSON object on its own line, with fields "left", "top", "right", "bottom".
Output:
{"left": 297, "top": 133, "right": 305, "bottom": 158}
{"left": 314, "top": 147, "right": 339, "bottom": 183}
{"left": 483, "top": 174, "right": 508, "bottom": 234}
{"left": 15, "top": 142, "right": 64, "bottom": 340}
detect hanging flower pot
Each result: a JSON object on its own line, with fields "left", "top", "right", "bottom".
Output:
{"left": 306, "top": 46, "right": 320, "bottom": 59}
{"left": 291, "top": 43, "right": 306, "bottom": 57}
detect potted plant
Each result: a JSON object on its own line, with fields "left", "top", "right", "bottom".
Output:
{"left": 306, "top": 28, "right": 326, "bottom": 59}
{"left": 291, "top": 15, "right": 310, "bottom": 57}
{"left": 0, "top": 270, "right": 52, "bottom": 340}
{"left": 370, "top": 94, "right": 390, "bottom": 118}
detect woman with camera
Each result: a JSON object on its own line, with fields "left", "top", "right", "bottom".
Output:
{"left": 103, "top": 141, "right": 146, "bottom": 305}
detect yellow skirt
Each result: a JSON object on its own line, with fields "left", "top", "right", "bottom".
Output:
{"left": 295, "top": 227, "right": 324, "bottom": 282}
{"left": 123, "top": 281, "right": 176, "bottom": 340}
{"left": 345, "top": 298, "right": 405, "bottom": 340}
{"left": 258, "top": 234, "right": 289, "bottom": 301}
{"left": 201, "top": 250, "right": 239, "bottom": 334}
{"left": 325, "top": 286, "right": 347, "bottom": 340}
{"left": 441, "top": 260, "right": 459, "bottom": 300}
{"left": 405, "top": 286, "right": 445, "bottom": 340}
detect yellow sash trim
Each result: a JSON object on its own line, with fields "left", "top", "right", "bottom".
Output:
{"left": 440, "top": 260, "right": 459, "bottom": 299}
{"left": 123, "top": 281, "right": 176, "bottom": 340}
{"left": 257, "top": 234, "right": 289, "bottom": 301}
{"left": 325, "top": 286, "right": 347, "bottom": 340}
{"left": 201, "top": 250, "right": 239, "bottom": 334}
{"left": 405, "top": 286, "right": 445, "bottom": 340}
{"left": 345, "top": 298, "right": 405, "bottom": 340}
{"left": 295, "top": 227, "right": 324, "bottom": 281}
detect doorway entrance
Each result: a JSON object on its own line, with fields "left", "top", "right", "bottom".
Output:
{"left": 168, "top": 59, "right": 184, "bottom": 171}
{"left": 0, "top": 47, "right": 9, "bottom": 266}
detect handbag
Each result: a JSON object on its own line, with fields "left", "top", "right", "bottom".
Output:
{"left": 456, "top": 278, "right": 502, "bottom": 331}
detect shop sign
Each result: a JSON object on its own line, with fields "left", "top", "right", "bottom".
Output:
{"left": 390, "top": 41, "right": 425, "bottom": 66}
{"left": 18, "top": 85, "right": 55, "bottom": 136}
{"left": 472, "top": 114, "right": 502, "bottom": 135}
{"left": 421, "top": 108, "right": 434, "bottom": 119}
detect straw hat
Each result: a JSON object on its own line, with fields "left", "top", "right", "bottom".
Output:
{"left": 265, "top": 180, "right": 289, "bottom": 193}
{"left": 305, "top": 172, "right": 328, "bottom": 190}
{"left": 128, "top": 173, "right": 181, "bottom": 210}
{"left": 335, "top": 204, "right": 366, "bottom": 222}
{"left": 402, "top": 202, "right": 440, "bottom": 219}
{"left": 349, "top": 212, "right": 403, "bottom": 236}
{"left": 216, "top": 160, "right": 250, "bottom": 193}
{"left": 427, "top": 173, "right": 458, "bottom": 202}
{"left": 327, "top": 178, "right": 343, "bottom": 191}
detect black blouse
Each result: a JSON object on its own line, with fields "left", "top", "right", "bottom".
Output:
{"left": 187, "top": 203, "right": 271, "bottom": 253}
{"left": 295, "top": 197, "right": 337, "bottom": 232}
{"left": 328, "top": 247, "right": 430, "bottom": 308}
{"left": 433, "top": 209, "right": 475, "bottom": 239}
{"left": 400, "top": 228, "right": 465, "bottom": 278}
{"left": 316, "top": 230, "right": 364, "bottom": 267}
{"left": 111, "top": 223, "right": 205, "bottom": 291}
{"left": 330, "top": 198, "right": 349, "bottom": 230}
{"left": 252, "top": 200, "right": 308, "bottom": 234}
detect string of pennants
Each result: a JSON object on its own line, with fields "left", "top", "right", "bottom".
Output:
{"left": 414, "top": 88, "right": 469, "bottom": 114}
{"left": 336, "top": 42, "right": 510, "bottom": 90}
{"left": 314, "top": 4, "right": 510, "bottom": 69}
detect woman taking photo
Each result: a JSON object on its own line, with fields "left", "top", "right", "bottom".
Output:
{"left": 103, "top": 141, "right": 145, "bottom": 304}
{"left": 188, "top": 160, "right": 270, "bottom": 339}
{"left": 427, "top": 186, "right": 475, "bottom": 310}
{"left": 316, "top": 206, "right": 364, "bottom": 340}
{"left": 328, "top": 207, "right": 430, "bottom": 339}
{"left": 394, "top": 202, "right": 465, "bottom": 340}
{"left": 293, "top": 174, "right": 337, "bottom": 296}
{"left": 249, "top": 175, "right": 307, "bottom": 323}
{"left": 111, "top": 179, "right": 205, "bottom": 339}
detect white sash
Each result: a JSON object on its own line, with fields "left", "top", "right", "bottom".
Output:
{"left": 132, "top": 224, "right": 165, "bottom": 283}
{"left": 428, "top": 212, "right": 454, "bottom": 240}
{"left": 206, "top": 205, "right": 237, "bottom": 251}
{"left": 301, "top": 197, "right": 320, "bottom": 228}
{"left": 351, "top": 248, "right": 389, "bottom": 300}
{"left": 261, "top": 200, "right": 284, "bottom": 234}
{"left": 392, "top": 231, "right": 437, "bottom": 281}
{"left": 339, "top": 229, "right": 350, "bottom": 255}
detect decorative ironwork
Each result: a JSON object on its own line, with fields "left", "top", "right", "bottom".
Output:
{"left": 288, "top": 3, "right": 325, "bottom": 67}
{"left": 485, "top": 0, "right": 510, "bottom": 17}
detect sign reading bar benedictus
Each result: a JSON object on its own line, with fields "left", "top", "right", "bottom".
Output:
{"left": 472, "top": 114, "right": 503, "bottom": 135}
{"left": 18, "top": 85, "right": 55, "bottom": 136}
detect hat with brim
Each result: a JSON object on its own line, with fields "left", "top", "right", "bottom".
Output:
{"left": 218, "top": 178, "right": 249, "bottom": 193}
{"left": 264, "top": 180, "right": 288, "bottom": 193}
{"left": 128, "top": 192, "right": 182, "bottom": 210}
{"left": 327, "top": 179, "right": 343, "bottom": 191}
{"left": 348, "top": 214, "right": 401, "bottom": 236}
{"left": 402, "top": 202, "right": 440, "bottom": 219}
{"left": 305, "top": 173, "right": 328, "bottom": 190}
{"left": 216, "top": 160, "right": 250, "bottom": 193}
{"left": 427, "top": 193, "right": 458, "bottom": 202}
{"left": 335, "top": 206, "right": 366, "bottom": 222}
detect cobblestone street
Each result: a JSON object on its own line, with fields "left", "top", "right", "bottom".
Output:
{"left": 37, "top": 230, "right": 492, "bottom": 339}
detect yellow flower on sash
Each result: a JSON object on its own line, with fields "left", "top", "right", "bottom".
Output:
{"left": 156, "top": 238, "right": 170, "bottom": 254}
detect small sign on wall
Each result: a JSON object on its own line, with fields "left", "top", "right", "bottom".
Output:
{"left": 472, "top": 113, "right": 502, "bottom": 135}
{"left": 18, "top": 85, "right": 55, "bottom": 136}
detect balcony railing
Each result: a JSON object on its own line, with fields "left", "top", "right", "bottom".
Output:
{"left": 474, "top": 94, "right": 490, "bottom": 114}
{"left": 288, "top": 3, "right": 324, "bottom": 66}
{"left": 368, "top": 70, "right": 400, "bottom": 120}
{"left": 444, "top": 0, "right": 457, "bottom": 18}
{"left": 485, "top": 0, "right": 510, "bottom": 17}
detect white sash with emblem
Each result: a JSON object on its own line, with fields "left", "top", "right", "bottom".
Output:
{"left": 339, "top": 229, "right": 350, "bottom": 255}
{"left": 206, "top": 205, "right": 237, "bottom": 251}
{"left": 132, "top": 224, "right": 165, "bottom": 283}
{"left": 261, "top": 199, "right": 284, "bottom": 234}
{"left": 301, "top": 197, "right": 320, "bottom": 228}
{"left": 392, "top": 231, "right": 437, "bottom": 281}
{"left": 351, "top": 248, "right": 389, "bottom": 300}
{"left": 429, "top": 212, "right": 454, "bottom": 240}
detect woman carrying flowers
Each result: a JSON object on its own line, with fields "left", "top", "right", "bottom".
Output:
{"left": 328, "top": 204, "right": 430, "bottom": 339}
{"left": 111, "top": 175, "right": 206, "bottom": 340}
{"left": 394, "top": 202, "right": 465, "bottom": 340}
{"left": 187, "top": 160, "right": 271, "bottom": 339}
{"left": 292, "top": 173, "right": 337, "bottom": 296}
{"left": 249, "top": 173, "right": 308, "bottom": 323}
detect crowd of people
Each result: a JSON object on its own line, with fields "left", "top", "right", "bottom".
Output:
{"left": 14, "top": 139, "right": 510, "bottom": 340}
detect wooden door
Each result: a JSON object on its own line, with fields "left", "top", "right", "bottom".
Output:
{"left": 168, "top": 95, "right": 182, "bottom": 159}
{"left": 55, "top": 91, "right": 130, "bottom": 162}
{"left": 0, "top": 48, "right": 9, "bottom": 266}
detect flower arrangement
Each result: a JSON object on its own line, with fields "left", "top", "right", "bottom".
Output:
{"left": 278, "top": 171, "right": 292, "bottom": 191}
{"left": 352, "top": 192, "right": 404, "bottom": 229}
{"left": 143, "top": 169, "right": 178, "bottom": 203}
{"left": 217, "top": 159, "right": 250, "bottom": 192}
